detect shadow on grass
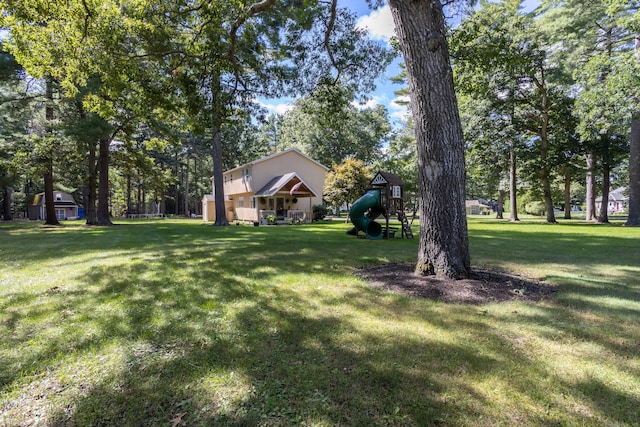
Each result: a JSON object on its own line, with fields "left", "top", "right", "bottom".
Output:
{"left": 1, "top": 221, "right": 639, "bottom": 425}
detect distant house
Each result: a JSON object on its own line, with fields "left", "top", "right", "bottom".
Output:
{"left": 28, "top": 191, "right": 79, "bottom": 221}
{"left": 202, "top": 148, "right": 328, "bottom": 223}
{"left": 596, "top": 187, "right": 627, "bottom": 214}
{"left": 465, "top": 198, "right": 491, "bottom": 215}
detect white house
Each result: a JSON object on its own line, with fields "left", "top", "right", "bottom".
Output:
{"left": 202, "top": 148, "right": 328, "bottom": 223}
{"left": 596, "top": 187, "right": 627, "bottom": 214}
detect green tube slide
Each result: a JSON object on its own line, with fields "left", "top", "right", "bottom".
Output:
{"left": 348, "top": 189, "right": 383, "bottom": 240}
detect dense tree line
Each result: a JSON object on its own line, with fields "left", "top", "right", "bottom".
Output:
{"left": 451, "top": 0, "right": 640, "bottom": 226}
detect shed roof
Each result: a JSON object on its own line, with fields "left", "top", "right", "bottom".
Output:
{"left": 32, "top": 191, "right": 78, "bottom": 207}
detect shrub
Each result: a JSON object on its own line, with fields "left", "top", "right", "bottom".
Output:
{"left": 312, "top": 204, "right": 328, "bottom": 221}
{"left": 524, "top": 201, "right": 545, "bottom": 216}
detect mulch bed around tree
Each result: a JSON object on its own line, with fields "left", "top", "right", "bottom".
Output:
{"left": 356, "top": 263, "right": 557, "bottom": 305}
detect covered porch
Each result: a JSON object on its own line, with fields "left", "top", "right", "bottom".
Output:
{"left": 253, "top": 172, "right": 317, "bottom": 224}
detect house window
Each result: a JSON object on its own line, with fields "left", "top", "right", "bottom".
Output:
{"left": 250, "top": 197, "right": 255, "bottom": 209}
{"left": 230, "top": 174, "right": 233, "bottom": 183}
{"left": 242, "top": 168, "right": 250, "bottom": 183}
{"left": 238, "top": 196, "right": 244, "bottom": 208}
{"left": 55, "top": 193, "right": 62, "bottom": 201}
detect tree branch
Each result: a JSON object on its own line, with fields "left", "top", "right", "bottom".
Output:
{"left": 324, "top": 0, "right": 341, "bottom": 84}
{"left": 227, "top": 0, "right": 276, "bottom": 92}
{"left": 81, "top": 0, "right": 92, "bottom": 41}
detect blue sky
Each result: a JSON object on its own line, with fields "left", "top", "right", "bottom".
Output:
{"left": 259, "top": 0, "right": 540, "bottom": 124}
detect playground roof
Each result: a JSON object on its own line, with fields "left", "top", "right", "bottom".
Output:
{"left": 371, "top": 171, "right": 404, "bottom": 187}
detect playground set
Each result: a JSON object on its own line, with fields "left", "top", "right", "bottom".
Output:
{"left": 347, "top": 171, "right": 414, "bottom": 240}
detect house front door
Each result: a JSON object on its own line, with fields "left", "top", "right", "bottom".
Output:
{"left": 276, "top": 197, "right": 285, "bottom": 219}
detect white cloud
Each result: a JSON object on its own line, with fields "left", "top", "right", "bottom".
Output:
{"left": 389, "top": 95, "right": 409, "bottom": 121}
{"left": 258, "top": 100, "right": 294, "bottom": 115}
{"left": 356, "top": 5, "right": 395, "bottom": 42}
{"left": 351, "top": 96, "right": 381, "bottom": 110}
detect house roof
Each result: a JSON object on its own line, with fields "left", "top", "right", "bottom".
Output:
{"left": 32, "top": 191, "right": 78, "bottom": 207}
{"left": 465, "top": 199, "right": 490, "bottom": 207}
{"left": 596, "top": 187, "right": 627, "bottom": 203}
{"left": 221, "top": 148, "right": 329, "bottom": 177}
{"left": 254, "top": 172, "right": 318, "bottom": 197}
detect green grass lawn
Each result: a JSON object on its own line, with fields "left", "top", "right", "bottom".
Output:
{"left": 1, "top": 217, "right": 639, "bottom": 426}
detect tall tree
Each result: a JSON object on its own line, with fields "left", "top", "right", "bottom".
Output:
{"left": 42, "top": 77, "right": 59, "bottom": 225}
{"left": 62, "top": 83, "right": 114, "bottom": 225}
{"left": 278, "top": 82, "right": 390, "bottom": 167}
{"left": 0, "top": 42, "right": 29, "bottom": 221}
{"left": 324, "top": 158, "right": 373, "bottom": 214}
{"left": 388, "top": 0, "right": 470, "bottom": 278}
{"left": 604, "top": 0, "right": 640, "bottom": 226}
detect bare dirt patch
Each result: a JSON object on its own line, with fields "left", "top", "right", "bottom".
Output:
{"left": 356, "top": 263, "right": 557, "bottom": 304}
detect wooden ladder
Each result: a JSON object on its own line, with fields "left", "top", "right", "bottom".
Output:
{"left": 398, "top": 211, "right": 414, "bottom": 238}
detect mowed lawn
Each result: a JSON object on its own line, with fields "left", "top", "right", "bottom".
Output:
{"left": 1, "top": 217, "right": 639, "bottom": 426}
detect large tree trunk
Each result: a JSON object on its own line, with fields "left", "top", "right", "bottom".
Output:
{"left": 626, "top": 112, "right": 640, "bottom": 226}
{"left": 626, "top": 35, "right": 640, "bottom": 226}
{"left": 389, "top": 0, "right": 469, "bottom": 279}
{"left": 496, "top": 189, "right": 504, "bottom": 219}
{"left": 184, "top": 153, "right": 190, "bottom": 216}
{"left": 43, "top": 159, "right": 59, "bottom": 225}
{"left": 194, "top": 157, "right": 200, "bottom": 215}
{"left": 585, "top": 152, "right": 597, "bottom": 221}
{"left": 43, "top": 77, "right": 59, "bottom": 226}
{"left": 542, "top": 173, "right": 556, "bottom": 223}
{"left": 2, "top": 178, "right": 13, "bottom": 221}
{"left": 538, "top": 73, "right": 556, "bottom": 224}
{"left": 509, "top": 143, "right": 519, "bottom": 221}
{"left": 212, "top": 124, "right": 229, "bottom": 226}
{"left": 597, "top": 140, "right": 611, "bottom": 224}
{"left": 85, "top": 140, "right": 98, "bottom": 225}
{"left": 563, "top": 169, "right": 572, "bottom": 220}
{"left": 211, "top": 75, "right": 229, "bottom": 226}
{"left": 75, "top": 100, "right": 98, "bottom": 225}
{"left": 126, "top": 175, "right": 132, "bottom": 215}
{"left": 597, "top": 163, "right": 611, "bottom": 223}
{"left": 97, "top": 138, "right": 113, "bottom": 226}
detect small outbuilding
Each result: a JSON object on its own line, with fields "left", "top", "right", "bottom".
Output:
{"left": 465, "top": 199, "right": 491, "bottom": 215}
{"left": 28, "top": 191, "right": 79, "bottom": 221}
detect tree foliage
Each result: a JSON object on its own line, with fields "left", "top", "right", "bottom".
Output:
{"left": 324, "top": 158, "right": 372, "bottom": 213}
{"left": 278, "top": 82, "right": 391, "bottom": 168}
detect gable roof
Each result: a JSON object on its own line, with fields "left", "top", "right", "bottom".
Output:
{"left": 254, "top": 172, "right": 318, "bottom": 197}
{"left": 224, "top": 148, "right": 329, "bottom": 175}
{"left": 596, "top": 187, "right": 627, "bottom": 203}
{"left": 466, "top": 199, "right": 490, "bottom": 208}
{"left": 370, "top": 171, "right": 404, "bottom": 187}
{"left": 32, "top": 191, "right": 78, "bottom": 206}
